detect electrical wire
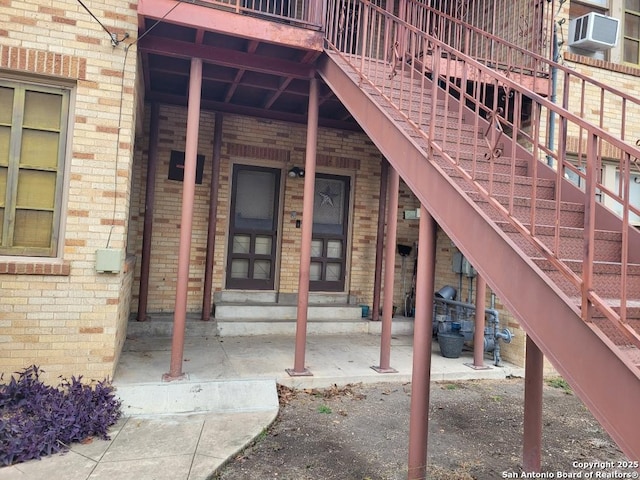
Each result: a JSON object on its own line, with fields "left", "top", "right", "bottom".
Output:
{"left": 105, "top": 0, "right": 186, "bottom": 248}
{"left": 76, "top": 0, "right": 121, "bottom": 45}
{"left": 76, "top": 0, "right": 186, "bottom": 247}
{"left": 106, "top": 42, "right": 130, "bottom": 249}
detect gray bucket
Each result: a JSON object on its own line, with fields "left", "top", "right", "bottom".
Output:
{"left": 437, "top": 332, "right": 465, "bottom": 358}
{"left": 435, "top": 285, "right": 457, "bottom": 300}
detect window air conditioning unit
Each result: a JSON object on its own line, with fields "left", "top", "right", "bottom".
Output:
{"left": 568, "top": 12, "right": 619, "bottom": 51}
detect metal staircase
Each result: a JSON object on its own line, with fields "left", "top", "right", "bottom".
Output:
{"left": 319, "top": 0, "right": 640, "bottom": 460}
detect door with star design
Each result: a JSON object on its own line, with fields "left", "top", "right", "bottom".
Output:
{"left": 310, "top": 174, "right": 350, "bottom": 292}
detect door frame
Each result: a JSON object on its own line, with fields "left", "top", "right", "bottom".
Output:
{"left": 224, "top": 161, "right": 284, "bottom": 291}
{"left": 309, "top": 171, "right": 354, "bottom": 293}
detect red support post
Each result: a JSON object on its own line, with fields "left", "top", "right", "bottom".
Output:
{"left": 165, "top": 58, "right": 203, "bottom": 381}
{"left": 287, "top": 77, "right": 319, "bottom": 377}
{"left": 407, "top": 205, "right": 436, "bottom": 480}
{"left": 372, "top": 158, "right": 389, "bottom": 322}
{"left": 523, "top": 335, "right": 544, "bottom": 472}
{"left": 372, "top": 165, "right": 399, "bottom": 373}
{"left": 472, "top": 274, "right": 487, "bottom": 369}
{"left": 201, "top": 113, "right": 223, "bottom": 321}
{"left": 137, "top": 102, "right": 159, "bottom": 322}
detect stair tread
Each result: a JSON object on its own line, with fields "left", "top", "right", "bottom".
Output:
{"left": 496, "top": 221, "right": 621, "bottom": 239}
{"left": 441, "top": 166, "right": 552, "bottom": 185}
{"left": 533, "top": 258, "right": 640, "bottom": 270}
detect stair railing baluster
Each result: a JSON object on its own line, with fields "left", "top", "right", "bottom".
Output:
{"left": 507, "top": 91, "right": 521, "bottom": 216}
{"left": 429, "top": 43, "right": 439, "bottom": 147}
{"left": 417, "top": 34, "right": 427, "bottom": 132}
{"left": 620, "top": 152, "right": 631, "bottom": 325}
{"left": 455, "top": 52, "right": 468, "bottom": 169}
{"left": 471, "top": 74, "right": 481, "bottom": 180}
{"left": 530, "top": 96, "right": 541, "bottom": 237}
{"left": 359, "top": 0, "right": 368, "bottom": 82}
{"left": 582, "top": 132, "right": 598, "bottom": 321}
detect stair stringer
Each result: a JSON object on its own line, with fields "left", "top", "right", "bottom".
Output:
{"left": 317, "top": 53, "right": 640, "bottom": 460}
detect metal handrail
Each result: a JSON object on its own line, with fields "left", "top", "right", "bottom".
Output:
{"left": 195, "top": 0, "right": 324, "bottom": 28}
{"left": 324, "top": 0, "right": 640, "bottom": 347}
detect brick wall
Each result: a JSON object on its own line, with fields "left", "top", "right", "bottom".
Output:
{"left": 128, "top": 106, "right": 528, "bottom": 366}
{"left": 0, "top": 0, "right": 139, "bottom": 383}
{"left": 129, "top": 107, "right": 384, "bottom": 312}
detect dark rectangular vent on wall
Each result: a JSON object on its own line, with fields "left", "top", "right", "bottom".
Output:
{"left": 168, "top": 150, "right": 205, "bottom": 184}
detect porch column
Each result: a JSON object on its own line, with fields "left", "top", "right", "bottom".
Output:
{"left": 372, "top": 165, "right": 399, "bottom": 373}
{"left": 407, "top": 205, "right": 436, "bottom": 480}
{"left": 165, "top": 57, "right": 203, "bottom": 381}
{"left": 201, "top": 113, "right": 223, "bottom": 321}
{"left": 471, "top": 273, "right": 487, "bottom": 368}
{"left": 287, "top": 77, "right": 319, "bottom": 376}
{"left": 137, "top": 102, "right": 160, "bottom": 322}
{"left": 523, "top": 335, "right": 544, "bottom": 472}
{"left": 372, "top": 158, "right": 389, "bottom": 322}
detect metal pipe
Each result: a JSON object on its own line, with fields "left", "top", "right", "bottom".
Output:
{"left": 373, "top": 165, "right": 400, "bottom": 373}
{"left": 407, "top": 206, "right": 436, "bottom": 480}
{"left": 523, "top": 336, "right": 544, "bottom": 472}
{"left": 493, "top": 321, "right": 504, "bottom": 366}
{"left": 201, "top": 113, "right": 223, "bottom": 321}
{"left": 137, "top": 102, "right": 159, "bottom": 322}
{"left": 434, "top": 296, "right": 512, "bottom": 366}
{"left": 473, "top": 274, "right": 486, "bottom": 367}
{"left": 434, "top": 296, "right": 497, "bottom": 317}
{"left": 288, "top": 77, "right": 319, "bottom": 377}
{"left": 166, "top": 57, "right": 203, "bottom": 381}
{"left": 372, "top": 158, "right": 389, "bottom": 322}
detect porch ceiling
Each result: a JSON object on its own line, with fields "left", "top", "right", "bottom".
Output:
{"left": 137, "top": 8, "right": 360, "bottom": 131}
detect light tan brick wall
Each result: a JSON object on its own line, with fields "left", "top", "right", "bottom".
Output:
{"left": 128, "top": 105, "right": 528, "bottom": 365}
{"left": 0, "top": 0, "right": 139, "bottom": 383}
{"left": 129, "top": 108, "right": 384, "bottom": 312}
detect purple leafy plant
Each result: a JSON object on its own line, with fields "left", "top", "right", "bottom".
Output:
{"left": 0, "top": 365, "right": 122, "bottom": 466}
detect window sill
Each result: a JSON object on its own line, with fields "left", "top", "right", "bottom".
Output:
{"left": 0, "top": 259, "right": 71, "bottom": 276}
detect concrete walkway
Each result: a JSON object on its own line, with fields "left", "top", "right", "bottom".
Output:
{"left": 0, "top": 332, "right": 523, "bottom": 480}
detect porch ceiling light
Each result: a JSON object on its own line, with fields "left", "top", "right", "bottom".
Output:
{"left": 288, "top": 166, "right": 305, "bottom": 178}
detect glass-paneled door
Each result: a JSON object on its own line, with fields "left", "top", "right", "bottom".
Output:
{"left": 310, "top": 174, "right": 350, "bottom": 292}
{"left": 226, "top": 165, "right": 280, "bottom": 290}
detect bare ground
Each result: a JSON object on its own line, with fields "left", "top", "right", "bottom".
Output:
{"left": 214, "top": 377, "right": 632, "bottom": 480}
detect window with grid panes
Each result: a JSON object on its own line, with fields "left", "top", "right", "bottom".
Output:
{"left": 0, "top": 80, "right": 69, "bottom": 256}
{"left": 625, "top": 0, "right": 640, "bottom": 64}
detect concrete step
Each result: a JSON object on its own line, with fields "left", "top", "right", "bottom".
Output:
{"left": 127, "top": 313, "right": 416, "bottom": 337}
{"left": 127, "top": 313, "right": 218, "bottom": 337}
{"left": 216, "top": 317, "right": 415, "bottom": 336}
{"left": 214, "top": 303, "right": 363, "bottom": 321}
{"left": 214, "top": 291, "right": 355, "bottom": 305}
{"left": 115, "top": 378, "right": 278, "bottom": 416}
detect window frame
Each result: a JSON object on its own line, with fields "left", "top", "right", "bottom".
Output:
{"left": 624, "top": 1, "right": 640, "bottom": 65}
{"left": 0, "top": 79, "right": 70, "bottom": 257}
